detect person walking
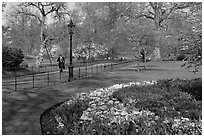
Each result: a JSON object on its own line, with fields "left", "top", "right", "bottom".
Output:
{"left": 57, "top": 54, "right": 65, "bottom": 72}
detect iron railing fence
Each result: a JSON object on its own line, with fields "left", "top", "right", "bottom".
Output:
{"left": 2, "top": 60, "right": 135, "bottom": 92}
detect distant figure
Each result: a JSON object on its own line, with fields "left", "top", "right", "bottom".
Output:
{"left": 140, "top": 49, "right": 145, "bottom": 62}
{"left": 57, "top": 55, "right": 65, "bottom": 72}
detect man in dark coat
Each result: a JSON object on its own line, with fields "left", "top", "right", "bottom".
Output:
{"left": 57, "top": 54, "right": 65, "bottom": 72}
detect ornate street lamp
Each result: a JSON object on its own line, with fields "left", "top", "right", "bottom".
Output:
{"left": 68, "top": 19, "right": 75, "bottom": 81}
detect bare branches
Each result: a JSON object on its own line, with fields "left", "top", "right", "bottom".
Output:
{"left": 45, "top": 5, "right": 56, "bottom": 16}
{"left": 149, "top": 2, "right": 156, "bottom": 10}
{"left": 158, "top": 3, "right": 178, "bottom": 27}
{"left": 27, "top": 2, "right": 43, "bottom": 13}
{"left": 17, "top": 11, "right": 42, "bottom": 23}
{"left": 41, "top": 2, "right": 55, "bottom": 7}
{"left": 175, "top": 3, "right": 191, "bottom": 10}
{"left": 136, "top": 14, "right": 154, "bottom": 20}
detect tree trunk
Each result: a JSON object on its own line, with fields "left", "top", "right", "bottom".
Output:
{"left": 88, "top": 44, "right": 91, "bottom": 63}
{"left": 144, "top": 50, "right": 146, "bottom": 63}
{"left": 39, "top": 15, "right": 52, "bottom": 64}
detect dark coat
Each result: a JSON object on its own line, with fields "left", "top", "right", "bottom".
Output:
{"left": 57, "top": 56, "right": 65, "bottom": 69}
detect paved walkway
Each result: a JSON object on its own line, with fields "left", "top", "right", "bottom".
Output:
{"left": 2, "top": 78, "right": 109, "bottom": 134}
{"left": 2, "top": 61, "right": 201, "bottom": 135}
{"left": 2, "top": 62, "right": 128, "bottom": 135}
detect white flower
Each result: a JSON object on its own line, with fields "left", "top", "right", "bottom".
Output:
{"left": 125, "top": 114, "right": 130, "bottom": 121}
{"left": 99, "top": 105, "right": 107, "bottom": 110}
{"left": 135, "top": 82, "right": 141, "bottom": 85}
{"left": 98, "top": 101, "right": 105, "bottom": 106}
{"left": 89, "top": 100, "right": 95, "bottom": 104}
{"left": 189, "top": 122, "right": 195, "bottom": 127}
{"left": 108, "top": 100, "right": 114, "bottom": 104}
{"left": 115, "top": 111, "right": 120, "bottom": 115}
{"left": 80, "top": 114, "right": 92, "bottom": 121}
{"left": 86, "top": 108, "right": 92, "bottom": 112}
{"left": 163, "top": 119, "right": 170, "bottom": 124}
{"left": 132, "top": 110, "right": 141, "bottom": 115}
{"left": 57, "top": 122, "right": 64, "bottom": 129}
{"left": 110, "top": 107, "right": 118, "bottom": 113}
{"left": 121, "top": 110, "right": 128, "bottom": 116}
{"left": 102, "top": 110, "right": 109, "bottom": 115}
{"left": 172, "top": 123, "right": 179, "bottom": 128}
{"left": 91, "top": 103, "right": 96, "bottom": 108}
{"left": 114, "top": 101, "right": 120, "bottom": 104}
{"left": 55, "top": 116, "right": 65, "bottom": 129}
{"left": 181, "top": 117, "right": 190, "bottom": 122}
{"left": 155, "top": 116, "right": 160, "bottom": 120}
{"left": 80, "top": 92, "right": 88, "bottom": 96}
{"left": 174, "top": 119, "right": 181, "bottom": 124}
{"left": 95, "top": 111, "right": 103, "bottom": 116}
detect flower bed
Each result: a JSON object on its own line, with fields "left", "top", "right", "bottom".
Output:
{"left": 40, "top": 79, "right": 202, "bottom": 135}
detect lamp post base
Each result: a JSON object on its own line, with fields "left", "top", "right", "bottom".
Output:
{"left": 68, "top": 65, "right": 74, "bottom": 82}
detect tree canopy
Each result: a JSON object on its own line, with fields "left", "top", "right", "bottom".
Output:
{"left": 2, "top": 2, "right": 202, "bottom": 67}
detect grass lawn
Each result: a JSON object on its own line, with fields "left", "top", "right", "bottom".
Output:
{"left": 2, "top": 61, "right": 202, "bottom": 135}
{"left": 3, "top": 58, "right": 126, "bottom": 78}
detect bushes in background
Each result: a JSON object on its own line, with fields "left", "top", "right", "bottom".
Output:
{"left": 2, "top": 46, "right": 24, "bottom": 70}
{"left": 176, "top": 54, "right": 187, "bottom": 61}
{"left": 112, "top": 79, "right": 202, "bottom": 120}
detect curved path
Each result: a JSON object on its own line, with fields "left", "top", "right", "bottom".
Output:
{"left": 2, "top": 61, "right": 201, "bottom": 135}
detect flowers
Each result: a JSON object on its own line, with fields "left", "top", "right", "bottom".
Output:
{"left": 55, "top": 116, "right": 65, "bottom": 129}
{"left": 53, "top": 79, "right": 201, "bottom": 135}
{"left": 79, "top": 80, "right": 158, "bottom": 124}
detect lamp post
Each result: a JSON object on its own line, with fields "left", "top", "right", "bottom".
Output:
{"left": 68, "top": 19, "right": 75, "bottom": 81}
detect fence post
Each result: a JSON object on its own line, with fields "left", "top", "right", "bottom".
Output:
{"left": 14, "top": 75, "right": 17, "bottom": 91}
{"left": 101, "top": 64, "right": 102, "bottom": 73}
{"left": 47, "top": 71, "right": 49, "bottom": 85}
{"left": 32, "top": 66, "right": 34, "bottom": 73}
{"left": 79, "top": 66, "right": 81, "bottom": 79}
{"left": 109, "top": 63, "right": 111, "bottom": 70}
{"left": 33, "top": 72, "right": 34, "bottom": 88}
{"left": 96, "top": 65, "right": 98, "bottom": 75}
{"left": 60, "top": 71, "right": 61, "bottom": 81}
{"left": 91, "top": 65, "right": 93, "bottom": 75}
{"left": 85, "top": 64, "right": 87, "bottom": 77}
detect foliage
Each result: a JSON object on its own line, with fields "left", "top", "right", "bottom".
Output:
{"left": 41, "top": 80, "right": 202, "bottom": 135}
{"left": 2, "top": 46, "right": 24, "bottom": 70}
{"left": 176, "top": 54, "right": 187, "bottom": 61}
{"left": 157, "top": 78, "right": 202, "bottom": 101}
{"left": 40, "top": 93, "right": 90, "bottom": 135}
{"left": 73, "top": 43, "right": 108, "bottom": 62}
{"left": 3, "top": 2, "right": 202, "bottom": 66}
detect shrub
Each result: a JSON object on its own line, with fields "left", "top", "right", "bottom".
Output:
{"left": 2, "top": 46, "right": 24, "bottom": 70}
{"left": 157, "top": 78, "right": 202, "bottom": 101}
{"left": 112, "top": 82, "right": 202, "bottom": 120}
{"left": 40, "top": 95, "right": 90, "bottom": 135}
{"left": 40, "top": 80, "right": 202, "bottom": 135}
{"left": 176, "top": 54, "right": 187, "bottom": 61}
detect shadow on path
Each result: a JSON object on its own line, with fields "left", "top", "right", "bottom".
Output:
{"left": 2, "top": 61, "right": 201, "bottom": 135}
{"left": 2, "top": 75, "right": 128, "bottom": 135}
{"left": 2, "top": 88, "right": 74, "bottom": 135}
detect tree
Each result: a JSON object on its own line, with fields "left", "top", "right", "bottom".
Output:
{"left": 3, "top": 2, "right": 71, "bottom": 64}
{"left": 2, "top": 46, "right": 24, "bottom": 70}
{"left": 73, "top": 43, "right": 108, "bottom": 62}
